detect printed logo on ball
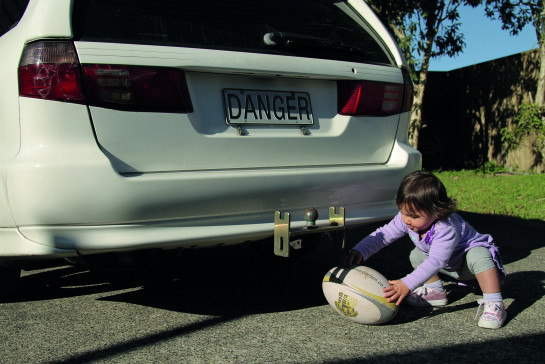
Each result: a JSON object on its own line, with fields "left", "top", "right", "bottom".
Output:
{"left": 335, "top": 292, "right": 358, "bottom": 318}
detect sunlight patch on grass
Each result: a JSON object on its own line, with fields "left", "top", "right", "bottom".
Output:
{"left": 436, "top": 171, "right": 545, "bottom": 221}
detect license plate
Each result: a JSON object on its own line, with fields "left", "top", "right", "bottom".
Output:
{"left": 223, "top": 89, "right": 314, "bottom": 125}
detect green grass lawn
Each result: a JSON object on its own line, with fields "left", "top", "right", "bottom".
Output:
{"left": 436, "top": 170, "right": 545, "bottom": 221}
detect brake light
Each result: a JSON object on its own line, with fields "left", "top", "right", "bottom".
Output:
{"left": 83, "top": 65, "right": 193, "bottom": 113}
{"left": 338, "top": 68, "right": 414, "bottom": 116}
{"left": 18, "top": 41, "right": 85, "bottom": 102}
{"left": 18, "top": 41, "right": 193, "bottom": 113}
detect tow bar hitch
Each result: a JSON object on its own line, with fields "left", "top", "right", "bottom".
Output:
{"left": 273, "top": 207, "right": 345, "bottom": 257}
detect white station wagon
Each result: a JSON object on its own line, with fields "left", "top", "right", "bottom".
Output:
{"left": 0, "top": 0, "right": 420, "bottom": 293}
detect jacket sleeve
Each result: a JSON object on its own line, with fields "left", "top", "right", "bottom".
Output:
{"left": 351, "top": 213, "right": 408, "bottom": 261}
{"left": 401, "top": 223, "right": 459, "bottom": 290}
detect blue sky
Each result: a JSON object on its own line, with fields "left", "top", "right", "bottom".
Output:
{"left": 428, "top": 5, "right": 538, "bottom": 71}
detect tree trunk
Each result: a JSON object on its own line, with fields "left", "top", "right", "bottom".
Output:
{"left": 408, "top": 36, "right": 434, "bottom": 149}
{"left": 535, "top": 2, "right": 545, "bottom": 105}
{"left": 409, "top": 82, "right": 425, "bottom": 148}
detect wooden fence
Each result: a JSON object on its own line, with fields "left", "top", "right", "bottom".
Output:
{"left": 420, "top": 49, "right": 543, "bottom": 173}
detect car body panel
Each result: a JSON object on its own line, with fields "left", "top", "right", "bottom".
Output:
{"left": 7, "top": 140, "right": 420, "bottom": 256}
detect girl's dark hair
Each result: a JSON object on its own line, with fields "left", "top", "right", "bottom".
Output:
{"left": 396, "top": 170, "right": 457, "bottom": 221}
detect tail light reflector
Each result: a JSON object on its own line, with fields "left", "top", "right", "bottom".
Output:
{"left": 338, "top": 68, "right": 414, "bottom": 116}
{"left": 18, "top": 42, "right": 85, "bottom": 102}
{"left": 401, "top": 68, "right": 414, "bottom": 113}
{"left": 18, "top": 41, "right": 193, "bottom": 113}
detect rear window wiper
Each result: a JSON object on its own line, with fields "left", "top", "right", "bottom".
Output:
{"left": 263, "top": 31, "right": 367, "bottom": 55}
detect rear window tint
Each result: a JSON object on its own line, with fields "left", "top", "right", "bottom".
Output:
{"left": 72, "top": 0, "right": 392, "bottom": 66}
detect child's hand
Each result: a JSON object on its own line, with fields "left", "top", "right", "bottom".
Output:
{"left": 339, "top": 250, "right": 362, "bottom": 267}
{"left": 383, "top": 279, "right": 410, "bottom": 305}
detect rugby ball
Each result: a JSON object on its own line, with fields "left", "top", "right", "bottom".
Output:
{"left": 322, "top": 266, "right": 398, "bottom": 325}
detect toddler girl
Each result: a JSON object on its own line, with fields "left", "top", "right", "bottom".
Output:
{"left": 341, "top": 170, "right": 507, "bottom": 329}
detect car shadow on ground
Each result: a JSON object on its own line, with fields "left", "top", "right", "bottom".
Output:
{"left": 97, "top": 243, "right": 336, "bottom": 315}
{"left": 10, "top": 211, "right": 545, "bottom": 322}
{"left": 13, "top": 241, "right": 339, "bottom": 314}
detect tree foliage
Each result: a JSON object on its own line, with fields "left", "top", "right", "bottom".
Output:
{"left": 500, "top": 102, "right": 545, "bottom": 163}
{"left": 484, "top": 0, "right": 543, "bottom": 38}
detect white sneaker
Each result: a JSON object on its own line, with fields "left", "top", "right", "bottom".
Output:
{"left": 476, "top": 299, "right": 507, "bottom": 329}
{"left": 405, "top": 286, "right": 448, "bottom": 307}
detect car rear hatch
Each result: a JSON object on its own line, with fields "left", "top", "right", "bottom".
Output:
{"left": 69, "top": 0, "right": 410, "bottom": 173}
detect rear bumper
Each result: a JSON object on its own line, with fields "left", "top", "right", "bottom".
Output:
{"left": 3, "top": 139, "right": 420, "bottom": 258}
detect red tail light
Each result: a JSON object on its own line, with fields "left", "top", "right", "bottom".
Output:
{"left": 18, "top": 41, "right": 192, "bottom": 113}
{"left": 338, "top": 68, "right": 414, "bottom": 116}
{"left": 18, "top": 42, "right": 86, "bottom": 102}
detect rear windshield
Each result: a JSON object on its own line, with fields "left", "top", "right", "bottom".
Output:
{"left": 72, "top": 0, "right": 392, "bottom": 66}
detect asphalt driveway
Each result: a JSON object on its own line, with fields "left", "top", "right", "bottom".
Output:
{"left": 1, "top": 211, "right": 544, "bottom": 363}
